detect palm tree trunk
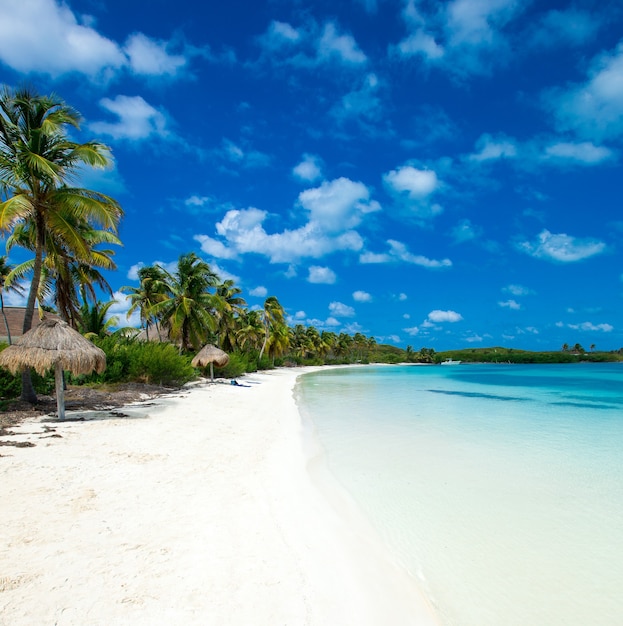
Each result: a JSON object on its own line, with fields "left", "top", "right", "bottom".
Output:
{"left": 20, "top": 231, "right": 44, "bottom": 404}
{"left": 0, "top": 292, "right": 11, "bottom": 345}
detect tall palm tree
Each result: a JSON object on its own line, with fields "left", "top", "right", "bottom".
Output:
{"left": 5, "top": 216, "right": 120, "bottom": 327}
{"left": 0, "top": 86, "right": 122, "bottom": 401}
{"left": 258, "top": 296, "right": 285, "bottom": 361}
{"left": 212, "top": 279, "right": 246, "bottom": 351}
{"left": 150, "top": 252, "right": 218, "bottom": 352}
{"left": 0, "top": 255, "right": 24, "bottom": 345}
{"left": 122, "top": 265, "right": 170, "bottom": 340}
{"left": 235, "top": 309, "right": 264, "bottom": 352}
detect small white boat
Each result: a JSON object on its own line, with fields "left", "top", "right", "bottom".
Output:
{"left": 441, "top": 358, "right": 462, "bottom": 365}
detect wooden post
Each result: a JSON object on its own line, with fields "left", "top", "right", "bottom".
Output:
{"left": 55, "top": 361, "right": 65, "bottom": 421}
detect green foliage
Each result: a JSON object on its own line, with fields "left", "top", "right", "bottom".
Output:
{"left": 77, "top": 336, "right": 196, "bottom": 387}
{"left": 215, "top": 351, "right": 256, "bottom": 378}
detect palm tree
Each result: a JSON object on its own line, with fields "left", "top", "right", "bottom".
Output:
{"left": 150, "top": 252, "right": 218, "bottom": 352}
{"left": 212, "top": 279, "right": 246, "bottom": 351}
{"left": 0, "top": 86, "right": 122, "bottom": 401}
{"left": 236, "top": 309, "right": 263, "bottom": 352}
{"left": 77, "top": 299, "right": 119, "bottom": 338}
{"left": 0, "top": 255, "right": 24, "bottom": 344}
{"left": 122, "top": 265, "right": 170, "bottom": 340}
{"left": 258, "top": 296, "right": 285, "bottom": 361}
{"left": 5, "top": 216, "right": 120, "bottom": 327}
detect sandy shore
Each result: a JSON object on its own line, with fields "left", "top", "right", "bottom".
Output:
{"left": 0, "top": 368, "right": 438, "bottom": 625}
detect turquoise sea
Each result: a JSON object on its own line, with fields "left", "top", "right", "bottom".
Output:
{"left": 296, "top": 363, "right": 623, "bottom": 626}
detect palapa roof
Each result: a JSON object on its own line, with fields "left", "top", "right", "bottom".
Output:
{"left": 0, "top": 318, "right": 106, "bottom": 376}
{"left": 191, "top": 344, "right": 229, "bottom": 368}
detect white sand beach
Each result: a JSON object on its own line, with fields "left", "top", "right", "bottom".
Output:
{"left": 0, "top": 368, "right": 437, "bottom": 625}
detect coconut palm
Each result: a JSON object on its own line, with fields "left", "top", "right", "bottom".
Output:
{"left": 121, "top": 265, "right": 170, "bottom": 341}
{"left": 212, "top": 279, "right": 246, "bottom": 351}
{"left": 150, "top": 253, "right": 218, "bottom": 352}
{"left": 258, "top": 296, "right": 285, "bottom": 361}
{"left": 5, "top": 216, "right": 120, "bottom": 327}
{"left": 0, "top": 86, "right": 122, "bottom": 401}
{"left": 235, "top": 309, "right": 263, "bottom": 352}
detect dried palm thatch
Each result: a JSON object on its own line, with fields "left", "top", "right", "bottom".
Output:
{"left": 191, "top": 344, "right": 229, "bottom": 381}
{"left": 0, "top": 318, "right": 106, "bottom": 420}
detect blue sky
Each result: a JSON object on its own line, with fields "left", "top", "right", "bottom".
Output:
{"left": 1, "top": 0, "right": 622, "bottom": 351}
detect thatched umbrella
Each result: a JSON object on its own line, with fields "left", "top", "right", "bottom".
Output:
{"left": 0, "top": 318, "right": 106, "bottom": 420}
{"left": 191, "top": 344, "right": 229, "bottom": 382}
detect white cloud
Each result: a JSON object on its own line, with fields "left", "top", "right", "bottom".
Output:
{"left": 428, "top": 309, "right": 463, "bottom": 323}
{"left": 504, "top": 284, "right": 534, "bottom": 296}
{"left": 194, "top": 234, "right": 238, "bottom": 260}
{"left": 542, "top": 141, "right": 615, "bottom": 165}
{"left": 393, "top": 0, "right": 521, "bottom": 76}
{"left": 331, "top": 73, "right": 384, "bottom": 125}
{"left": 544, "top": 42, "right": 623, "bottom": 141}
{"left": 318, "top": 22, "right": 367, "bottom": 65}
{"left": 360, "top": 240, "right": 452, "bottom": 268}
{"left": 293, "top": 154, "right": 323, "bottom": 182}
{"left": 329, "top": 301, "right": 355, "bottom": 317}
{"left": 568, "top": 321, "right": 613, "bottom": 332}
{"left": 0, "top": 0, "right": 124, "bottom": 78}
{"left": 399, "top": 293, "right": 408, "bottom": 301}
{"left": 298, "top": 177, "right": 380, "bottom": 233}
{"left": 107, "top": 291, "right": 141, "bottom": 328}
{"left": 308, "top": 266, "right": 337, "bottom": 284}
{"left": 124, "top": 33, "right": 186, "bottom": 76}
{"left": 0, "top": 0, "right": 188, "bottom": 80}
{"left": 383, "top": 165, "right": 443, "bottom": 220}
{"left": 249, "top": 286, "right": 268, "bottom": 298}
{"left": 469, "top": 133, "right": 518, "bottom": 162}
{"left": 353, "top": 290, "right": 372, "bottom": 302}
{"left": 384, "top": 165, "right": 439, "bottom": 198}
{"left": 404, "top": 326, "right": 420, "bottom": 336}
{"left": 258, "top": 18, "right": 366, "bottom": 69}
{"left": 196, "top": 179, "right": 374, "bottom": 264}
{"left": 499, "top": 299, "right": 521, "bottom": 310}
{"left": 90, "top": 95, "right": 169, "bottom": 141}
{"left": 518, "top": 230, "right": 606, "bottom": 263}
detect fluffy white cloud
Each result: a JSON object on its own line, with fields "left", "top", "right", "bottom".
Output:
{"left": 249, "top": 286, "right": 268, "bottom": 298}
{"left": 107, "top": 291, "right": 140, "bottom": 328}
{"left": 544, "top": 42, "right": 623, "bottom": 141}
{"left": 360, "top": 240, "right": 452, "bottom": 268}
{"left": 298, "top": 177, "right": 380, "bottom": 233}
{"left": 90, "top": 96, "right": 169, "bottom": 140}
{"left": 329, "top": 301, "right": 355, "bottom": 317}
{"left": 308, "top": 266, "right": 337, "bottom": 284}
{"left": 384, "top": 165, "right": 439, "bottom": 198}
{"left": 194, "top": 234, "right": 238, "bottom": 260}
{"left": 499, "top": 299, "right": 521, "bottom": 310}
{"left": 197, "top": 183, "right": 370, "bottom": 264}
{"left": 383, "top": 165, "right": 443, "bottom": 220}
{"left": 0, "top": 0, "right": 188, "bottom": 80}
{"left": 428, "top": 309, "right": 463, "bottom": 323}
{"left": 353, "top": 290, "right": 372, "bottom": 302}
{"left": 518, "top": 230, "right": 606, "bottom": 263}
{"left": 293, "top": 154, "right": 323, "bottom": 182}
{"left": 124, "top": 33, "right": 186, "bottom": 76}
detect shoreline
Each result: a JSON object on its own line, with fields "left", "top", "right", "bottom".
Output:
{"left": 0, "top": 367, "right": 438, "bottom": 625}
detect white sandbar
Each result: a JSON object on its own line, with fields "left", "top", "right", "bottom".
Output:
{"left": 0, "top": 368, "right": 438, "bottom": 625}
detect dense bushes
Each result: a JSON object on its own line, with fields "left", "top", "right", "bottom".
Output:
{"left": 75, "top": 336, "right": 196, "bottom": 387}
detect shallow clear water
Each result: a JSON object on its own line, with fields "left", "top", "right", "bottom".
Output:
{"left": 296, "top": 363, "right": 623, "bottom": 626}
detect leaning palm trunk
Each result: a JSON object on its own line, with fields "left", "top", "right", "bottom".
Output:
{"left": 20, "top": 231, "right": 44, "bottom": 403}
{"left": 0, "top": 293, "right": 11, "bottom": 345}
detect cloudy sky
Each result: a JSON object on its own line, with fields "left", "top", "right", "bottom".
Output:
{"left": 1, "top": 0, "right": 622, "bottom": 350}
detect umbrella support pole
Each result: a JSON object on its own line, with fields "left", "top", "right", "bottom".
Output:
{"left": 55, "top": 362, "right": 65, "bottom": 421}
{"left": 210, "top": 362, "right": 214, "bottom": 382}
